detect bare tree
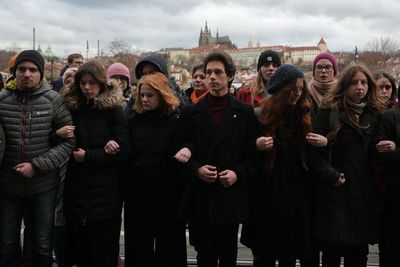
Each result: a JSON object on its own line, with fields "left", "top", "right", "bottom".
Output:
{"left": 366, "top": 36, "right": 400, "bottom": 62}
{"left": 108, "top": 39, "right": 132, "bottom": 57}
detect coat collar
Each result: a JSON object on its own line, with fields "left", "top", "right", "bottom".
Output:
{"left": 192, "top": 94, "right": 244, "bottom": 150}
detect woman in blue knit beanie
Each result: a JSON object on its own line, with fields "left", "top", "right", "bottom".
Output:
{"left": 241, "top": 64, "right": 327, "bottom": 267}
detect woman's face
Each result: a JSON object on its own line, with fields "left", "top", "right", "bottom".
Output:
{"left": 192, "top": 69, "right": 206, "bottom": 91}
{"left": 110, "top": 75, "right": 128, "bottom": 91}
{"left": 376, "top": 76, "right": 393, "bottom": 103}
{"left": 140, "top": 83, "right": 160, "bottom": 111}
{"left": 347, "top": 71, "right": 368, "bottom": 104}
{"left": 289, "top": 78, "right": 304, "bottom": 105}
{"left": 64, "top": 76, "right": 74, "bottom": 88}
{"left": 80, "top": 73, "right": 101, "bottom": 100}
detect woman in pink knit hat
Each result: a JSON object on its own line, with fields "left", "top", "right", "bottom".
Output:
{"left": 107, "top": 62, "right": 133, "bottom": 113}
{"left": 308, "top": 52, "right": 339, "bottom": 117}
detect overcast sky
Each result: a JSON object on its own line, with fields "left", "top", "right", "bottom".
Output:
{"left": 1, "top": 0, "right": 400, "bottom": 58}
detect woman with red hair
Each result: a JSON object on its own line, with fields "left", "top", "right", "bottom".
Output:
{"left": 241, "top": 64, "right": 326, "bottom": 267}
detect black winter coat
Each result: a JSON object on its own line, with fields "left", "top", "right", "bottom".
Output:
{"left": 125, "top": 109, "right": 183, "bottom": 223}
{"left": 178, "top": 95, "right": 259, "bottom": 226}
{"left": 371, "top": 106, "right": 400, "bottom": 186}
{"left": 313, "top": 107, "right": 380, "bottom": 245}
{"left": 241, "top": 107, "right": 315, "bottom": 259}
{"left": 63, "top": 87, "right": 130, "bottom": 224}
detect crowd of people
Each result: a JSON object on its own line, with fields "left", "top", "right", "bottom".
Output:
{"left": 0, "top": 47, "right": 399, "bottom": 267}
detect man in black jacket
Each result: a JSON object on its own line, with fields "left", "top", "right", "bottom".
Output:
{"left": 0, "top": 50, "right": 75, "bottom": 267}
{"left": 178, "top": 49, "right": 258, "bottom": 267}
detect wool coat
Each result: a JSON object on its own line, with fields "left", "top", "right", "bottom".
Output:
{"left": 178, "top": 95, "right": 259, "bottom": 226}
{"left": 240, "top": 106, "right": 316, "bottom": 259}
{"left": 313, "top": 107, "right": 380, "bottom": 246}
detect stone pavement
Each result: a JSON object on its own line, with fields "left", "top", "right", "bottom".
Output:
{"left": 52, "top": 229, "right": 380, "bottom": 266}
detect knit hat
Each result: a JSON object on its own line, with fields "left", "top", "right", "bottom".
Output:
{"left": 13, "top": 50, "right": 45, "bottom": 79}
{"left": 313, "top": 52, "right": 338, "bottom": 76}
{"left": 257, "top": 50, "right": 281, "bottom": 71}
{"left": 267, "top": 64, "right": 304, "bottom": 95}
{"left": 135, "top": 54, "right": 168, "bottom": 80}
{"left": 107, "top": 63, "right": 130, "bottom": 83}
{"left": 62, "top": 67, "right": 78, "bottom": 84}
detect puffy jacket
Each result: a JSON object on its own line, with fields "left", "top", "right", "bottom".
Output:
{"left": 0, "top": 122, "right": 4, "bottom": 165}
{"left": 0, "top": 82, "right": 75, "bottom": 196}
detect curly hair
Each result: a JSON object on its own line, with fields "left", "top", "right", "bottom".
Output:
{"left": 134, "top": 72, "right": 180, "bottom": 115}
{"left": 258, "top": 78, "right": 312, "bottom": 172}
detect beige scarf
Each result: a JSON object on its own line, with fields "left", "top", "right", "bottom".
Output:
{"left": 307, "top": 78, "right": 337, "bottom": 107}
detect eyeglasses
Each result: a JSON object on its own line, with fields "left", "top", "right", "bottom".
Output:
{"left": 315, "top": 65, "right": 333, "bottom": 72}
{"left": 378, "top": 84, "right": 392, "bottom": 90}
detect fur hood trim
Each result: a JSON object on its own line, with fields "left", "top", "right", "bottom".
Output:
{"left": 64, "top": 80, "right": 124, "bottom": 110}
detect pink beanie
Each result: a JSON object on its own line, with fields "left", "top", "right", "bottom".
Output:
{"left": 313, "top": 52, "right": 338, "bottom": 76}
{"left": 107, "top": 63, "right": 130, "bottom": 83}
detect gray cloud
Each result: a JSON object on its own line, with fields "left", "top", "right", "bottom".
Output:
{"left": 1, "top": 0, "right": 399, "bottom": 57}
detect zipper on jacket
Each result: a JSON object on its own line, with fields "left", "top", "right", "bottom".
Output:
{"left": 20, "top": 95, "right": 27, "bottom": 195}
{"left": 20, "top": 95, "right": 26, "bottom": 162}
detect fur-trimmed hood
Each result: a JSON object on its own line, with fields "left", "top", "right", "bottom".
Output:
{"left": 63, "top": 80, "right": 124, "bottom": 111}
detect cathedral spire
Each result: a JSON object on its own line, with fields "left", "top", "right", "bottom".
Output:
{"left": 205, "top": 21, "right": 208, "bottom": 33}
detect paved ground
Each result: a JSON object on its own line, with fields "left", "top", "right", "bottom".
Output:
{"left": 51, "top": 229, "right": 380, "bottom": 266}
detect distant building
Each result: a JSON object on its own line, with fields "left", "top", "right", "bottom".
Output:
{"left": 198, "top": 22, "right": 235, "bottom": 48}
{"left": 283, "top": 38, "right": 328, "bottom": 65}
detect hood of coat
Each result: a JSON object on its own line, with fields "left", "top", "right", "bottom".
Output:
{"left": 63, "top": 80, "right": 124, "bottom": 111}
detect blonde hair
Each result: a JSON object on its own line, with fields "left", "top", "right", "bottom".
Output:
{"left": 134, "top": 72, "right": 180, "bottom": 115}
{"left": 250, "top": 70, "right": 265, "bottom": 105}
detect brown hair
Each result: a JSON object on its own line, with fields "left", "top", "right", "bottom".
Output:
{"left": 258, "top": 78, "right": 312, "bottom": 172}
{"left": 373, "top": 70, "right": 397, "bottom": 106}
{"left": 203, "top": 49, "right": 236, "bottom": 87}
{"left": 321, "top": 64, "right": 385, "bottom": 140}
{"left": 134, "top": 72, "right": 179, "bottom": 116}
{"left": 67, "top": 53, "right": 84, "bottom": 65}
{"left": 62, "top": 61, "right": 109, "bottom": 103}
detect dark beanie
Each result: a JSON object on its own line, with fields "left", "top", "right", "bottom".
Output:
{"left": 13, "top": 50, "right": 45, "bottom": 79}
{"left": 257, "top": 50, "right": 281, "bottom": 71}
{"left": 267, "top": 64, "right": 304, "bottom": 95}
{"left": 135, "top": 54, "right": 168, "bottom": 80}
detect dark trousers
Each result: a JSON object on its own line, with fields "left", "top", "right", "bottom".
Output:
{"left": 383, "top": 186, "right": 400, "bottom": 267}
{"left": 66, "top": 217, "right": 121, "bottom": 267}
{"left": 53, "top": 225, "right": 73, "bottom": 267}
{"left": 252, "top": 249, "right": 319, "bottom": 267}
{"left": 191, "top": 223, "right": 239, "bottom": 267}
{"left": 321, "top": 246, "right": 368, "bottom": 267}
{"left": 124, "top": 205, "right": 187, "bottom": 267}
{"left": 0, "top": 190, "right": 57, "bottom": 267}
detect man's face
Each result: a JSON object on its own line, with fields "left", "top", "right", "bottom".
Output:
{"left": 15, "top": 61, "right": 41, "bottom": 91}
{"left": 206, "top": 61, "right": 231, "bottom": 95}
{"left": 142, "top": 63, "right": 157, "bottom": 76}
{"left": 70, "top": 57, "right": 84, "bottom": 68}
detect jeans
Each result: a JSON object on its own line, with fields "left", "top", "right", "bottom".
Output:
{"left": 0, "top": 189, "right": 57, "bottom": 267}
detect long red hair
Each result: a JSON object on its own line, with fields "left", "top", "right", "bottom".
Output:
{"left": 258, "top": 78, "right": 313, "bottom": 172}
